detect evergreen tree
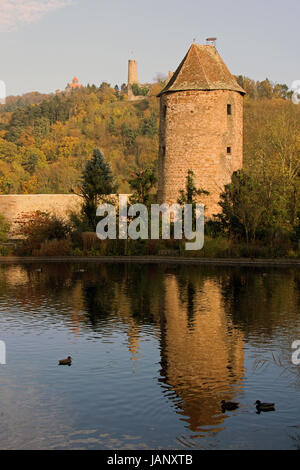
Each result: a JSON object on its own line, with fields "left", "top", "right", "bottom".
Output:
{"left": 79, "top": 148, "right": 117, "bottom": 229}
{"left": 129, "top": 167, "right": 157, "bottom": 206}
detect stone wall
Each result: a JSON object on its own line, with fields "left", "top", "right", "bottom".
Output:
{"left": 158, "top": 89, "right": 243, "bottom": 217}
{"left": 0, "top": 194, "right": 82, "bottom": 230}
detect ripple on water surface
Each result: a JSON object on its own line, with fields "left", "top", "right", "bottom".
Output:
{"left": 0, "top": 263, "right": 299, "bottom": 449}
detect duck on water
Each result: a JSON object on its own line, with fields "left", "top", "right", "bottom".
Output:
{"left": 255, "top": 400, "right": 275, "bottom": 412}
{"left": 58, "top": 356, "right": 72, "bottom": 366}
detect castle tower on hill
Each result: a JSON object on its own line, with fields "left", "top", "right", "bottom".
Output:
{"left": 67, "top": 77, "right": 83, "bottom": 90}
{"left": 157, "top": 43, "right": 245, "bottom": 217}
{"left": 128, "top": 60, "right": 138, "bottom": 85}
{"left": 127, "top": 60, "right": 138, "bottom": 100}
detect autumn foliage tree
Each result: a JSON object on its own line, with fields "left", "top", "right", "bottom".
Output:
{"left": 14, "top": 211, "right": 70, "bottom": 255}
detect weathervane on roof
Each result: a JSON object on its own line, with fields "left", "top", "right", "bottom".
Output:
{"left": 206, "top": 37, "right": 217, "bottom": 47}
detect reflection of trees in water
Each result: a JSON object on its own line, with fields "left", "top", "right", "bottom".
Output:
{"left": 0, "top": 263, "right": 75, "bottom": 309}
{"left": 122, "top": 264, "right": 165, "bottom": 325}
{"left": 0, "top": 263, "right": 165, "bottom": 332}
{"left": 1, "top": 263, "right": 298, "bottom": 338}
{"left": 178, "top": 274, "right": 209, "bottom": 331}
{"left": 220, "top": 267, "right": 300, "bottom": 336}
{"left": 177, "top": 277, "right": 196, "bottom": 329}
{"left": 79, "top": 264, "right": 165, "bottom": 329}
{"left": 82, "top": 279, "right": 117, "bottom": 327}
{"left": 186, "top": 281, "right": 196, "bottom": 329}
{"left": 220, "top": 267, "right": 300, "bottom": 391}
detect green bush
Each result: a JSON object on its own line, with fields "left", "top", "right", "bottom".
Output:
{"left": 131, "top": 83, "right": 149, "bottom": 96}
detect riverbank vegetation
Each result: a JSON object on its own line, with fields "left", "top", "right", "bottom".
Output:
{"left": 0, "top": 76, "right": 299, "bottom": 258}
{"left": 1, "top": 156, "right": 298, "bottom": 259}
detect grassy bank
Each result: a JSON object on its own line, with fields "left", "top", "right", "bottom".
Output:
{"left": 2, "top": 235, "right": 299, "bottom": 260}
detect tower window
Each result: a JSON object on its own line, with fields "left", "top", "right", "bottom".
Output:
{"left": 227, "top": 104, "right": 232, "bottom": 115}
{"left": 162, "top": 145, "right": 166, "bottom": 157}
{"left": 227, "top": 147, "right": 231, "bottom": 154}
{"left": 163, "top": 105, "right": 167, "bottom": 118}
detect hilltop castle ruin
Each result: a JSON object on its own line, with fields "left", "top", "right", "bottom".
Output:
{"left": 127, "top": 59, "right": 140, "bottom": 101}
{"left": 66, "top": 77, "right": 83, "bottom": 90}
{"left": 126, "top": 59, "right": 151, "bottom": 101}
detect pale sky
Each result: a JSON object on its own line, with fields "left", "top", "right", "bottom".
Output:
{"left": 0, "top": 0, "right": 299, "bottom": 96}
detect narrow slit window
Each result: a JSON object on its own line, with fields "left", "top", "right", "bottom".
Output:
{"left": 227, "top": 146, "right": 231, "bottom": 154}
{"left": 163, "top": 105, "right": 167, "bottom": 118}
{"left": 162, "top": 145, "right": 166, "bottom": 157}
{"left": 227, "top": 104, "right": 232, "bottom": 115}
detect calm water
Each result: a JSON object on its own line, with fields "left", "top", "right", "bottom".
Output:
{"left": 0, "top": 262, "right": 299, "bottom": 450}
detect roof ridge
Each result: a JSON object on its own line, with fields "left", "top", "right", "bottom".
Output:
{"left": 194, "top": 44, "right": 210, "bottom": 89}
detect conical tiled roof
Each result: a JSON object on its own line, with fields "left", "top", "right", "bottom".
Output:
{"left": 158, "top": 44, "right": 245, "bottom": 96}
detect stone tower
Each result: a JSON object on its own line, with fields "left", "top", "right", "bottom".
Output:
{"left": 128, "top": 60, "right": 138, "bottom": 100}
{"left": 158, "top": 43, "right": 245, "bottom": 217}
{"left": 128, "top": 59, "right": 138, "bottom": 85}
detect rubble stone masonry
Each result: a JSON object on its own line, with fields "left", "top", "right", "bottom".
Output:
{"left": 158, "top": 89, "right": 243, "bottom": 217}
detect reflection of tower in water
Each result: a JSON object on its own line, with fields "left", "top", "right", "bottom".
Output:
{"left": 159, "top": 274, "right": 245, "bottom": 434}
{"left": 127, "top": 322, "right": 141, "bottom": 361}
